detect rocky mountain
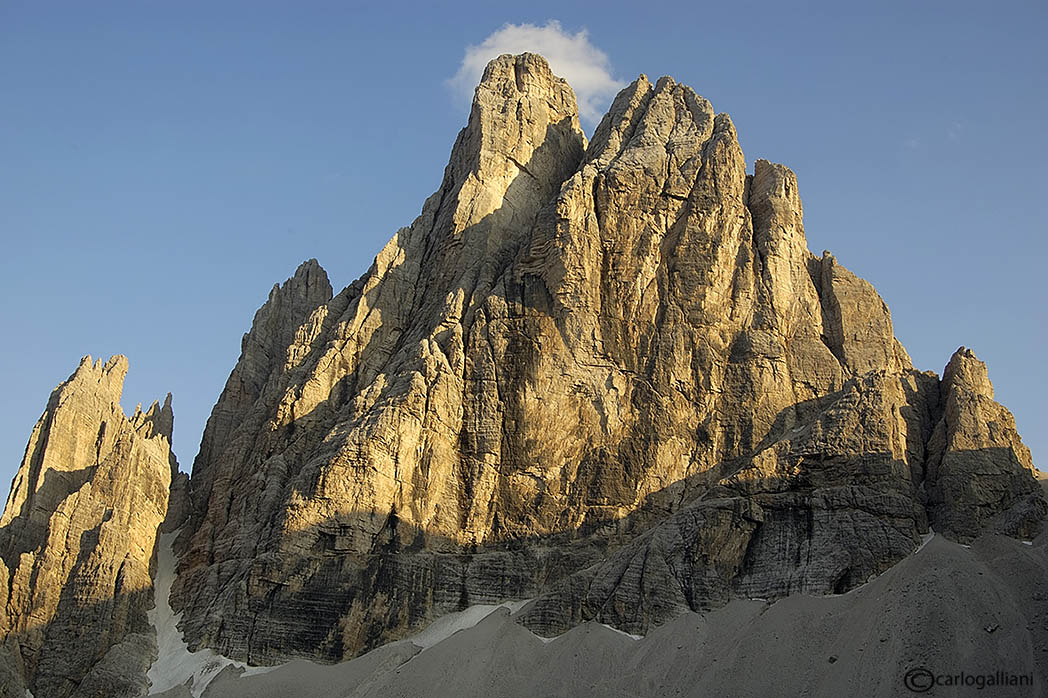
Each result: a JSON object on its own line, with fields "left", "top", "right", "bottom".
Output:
{"left": 0, "top": 356, "right": 179, "bottom": 698}
{"left": 168, "top": 52, "right": 1043, "bottom": 662}
{"left": 0, "top": 53, "right": 1043, "bottom": 696}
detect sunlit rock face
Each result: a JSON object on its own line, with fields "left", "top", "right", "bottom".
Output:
{"left": 0, "top": 356, "right": 176, "bottom": 698}
{"left": 158, "top": 53, "right": 1043, "bottom": 664}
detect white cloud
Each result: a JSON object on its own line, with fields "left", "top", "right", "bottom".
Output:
{"left": 449, "top": 20, "right": 625, "bottom": 126}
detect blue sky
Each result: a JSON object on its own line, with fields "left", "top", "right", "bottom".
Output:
{"left": 1, "top": 0, "right": 1045, "bottom": 484}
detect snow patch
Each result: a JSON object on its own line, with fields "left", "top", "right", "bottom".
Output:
{"left": 409, "top": 599, "right": 531, "bottom": 651}
{"left": 530, "top": 621, "right": 643, "bottom": 644}
{"left": 598, "top": 623, "right": 643, "bottom": 640}
{"left": 147, "top": 533, "right": 278, "bottom": 697}
{"left": 915, "top": 529, "right": 935, "bottom": 554}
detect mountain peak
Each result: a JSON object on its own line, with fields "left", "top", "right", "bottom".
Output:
{"left": 0, "top": 356, "right": 174, "bottom": 695}
{"left": 942, "top": 345, "right": 994, "bottom": 398}
{"left": 446, "top": 52, "right": 585, "bottom": 222}
{"left": 478, "top": 52, "right": 560, "bottom": 91}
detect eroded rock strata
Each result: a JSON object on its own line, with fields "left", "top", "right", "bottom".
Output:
{"left": 161, "top": 53, "right": 1043, "bottom": 664}
{"left": 0, "top": 356, "right": 176, "bottom": 698}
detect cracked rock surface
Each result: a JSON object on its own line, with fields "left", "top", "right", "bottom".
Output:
{"left": 164, "top": 54, "right": 1043, "bottom": 663}
{"left": 0, "top": 356, "right": 176, "bottom": 697}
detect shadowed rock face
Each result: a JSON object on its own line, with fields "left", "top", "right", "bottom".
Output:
{"left": 181, "top": 532, "right": 1048, "bottom": 698}
{"left": 163, "top": 52, "right": 1044, "bottom": 665}
{"left": 0, "top": 356, "right": 176, "bottom": 698}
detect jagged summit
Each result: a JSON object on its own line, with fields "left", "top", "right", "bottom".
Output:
{"left": 162, "top": 53, "right": 1042, "bottom": 665}
{"left": 0, "top": 355, "right": 176, "bottom": 697}
{"left": 0, "top": 53, "right": 1043, "bottom": 696}
{"left": 927, "top": 346, "right": 1043, "bottom": 541}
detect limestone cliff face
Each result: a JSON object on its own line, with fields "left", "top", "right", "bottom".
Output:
{"left": 925, "top": 348, "right": 1045, "bottom": 541}
{"left": 160, "top": 54, "right": 1044, "bottom": 663}
{"left": 0, "top": 356, "right": 176, "bottom": 698}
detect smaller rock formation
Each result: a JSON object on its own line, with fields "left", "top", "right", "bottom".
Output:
{"left": 926, "top": 347, "right": 1045, "bottom": 541}
{"left": 0, "top": 356, "right": 176, "bottom": 698}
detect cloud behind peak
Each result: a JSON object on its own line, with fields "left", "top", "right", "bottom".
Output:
{"left": 449, "top": 20, "right": 625, "bottom": 127}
